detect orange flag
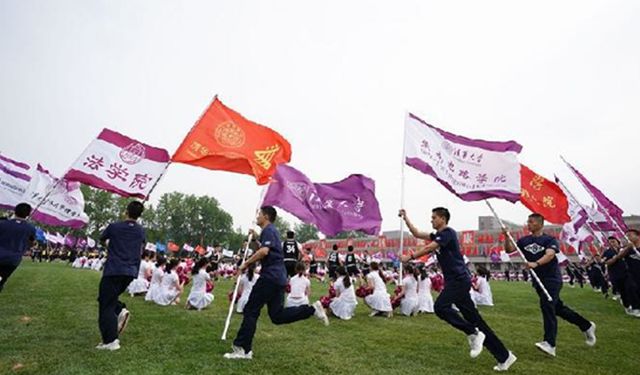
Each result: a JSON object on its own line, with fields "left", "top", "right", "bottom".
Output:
{"left": 520, "top": 164, "right": 570, "bottom": 224}
{"left": 168, "top": 241, "right": 180, "bottom": 253}
{"left": 195, "top": 245, "right": 206, "bottom": 255}
{"left": 172, "top": 97, "right": 292, "bottom": 185}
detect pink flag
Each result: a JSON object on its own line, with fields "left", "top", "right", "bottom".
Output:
{"left": 563, "top": 159, "right": 627, "bottom": 232}
{"left": 65, "top": 129, "right": 170, "bottom": 199}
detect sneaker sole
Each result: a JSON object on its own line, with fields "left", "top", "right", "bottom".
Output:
{"left": 535, "top": 345, "right": 555, "bottom": 357}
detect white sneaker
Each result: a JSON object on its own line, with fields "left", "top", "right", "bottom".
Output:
{"left": 96, "top": 339, "right": 120, "bottom": 351}
{"left": 117, "top": 309, "right": 130, "bottom": 335}
{"left": 369, "top": 311, "right": 379, "bottom": 317}
{"left": 493, "top": 351, "right": 517, "bottom": 371}
{"left": 583, "top": 322, "right": 596, "bottom": 346}
{"left": 468, "top": 330, "right": 486, "bottom": 358}
{"left": 223, "top": 345, "right": 253, "bottom": 360}
{"left": 535, "top": 341, "right": 556, "bottom": 357}
{"left": 630, "top": 309, "right": 640, "bottom": 318}
{"left": 312, "top": 301, "right": 329, "bottom": 326}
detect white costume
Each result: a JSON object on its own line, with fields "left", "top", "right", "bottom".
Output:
{"left": 470, "top": 276, "right": 494, "bottom": 306}
{"left": 416, "top": 275, "right": 434, "bottom": 313}
{"left": 329, "top": 276, "right": 357, "bottom": 320}
{"left": 236, "top": 274, "right": 259, "bottom": 313}
{"left": 286, "top": 274, "right": 310, "bottom": 307}
{"left": 400, "top": 276, "right": 419, "bottom": 316}
{"left": 153, "top": 270, "right": 181, "bottom": 306}
{"left": 187, "top": 269, "right": 214, "bottom": 310}
{"left": 364, "top": 271, "right": 392, "bottom": 312}
{"left": 145, "top": 266, "right": 164, "bottom": 302}
{"left": 71, "top": 256, "right": 84, "bottom": 269}
{"left": 127, "top": 260, "right": 152, "bottom": 295}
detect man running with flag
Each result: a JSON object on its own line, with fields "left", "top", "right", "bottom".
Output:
{"left": 224, "top": 206, "right": 328, "bottom": 360}
{"left": 400, "top": 207, "right": 517, "bottom": 372}
{"left": 504, "top": 213, "right": 596, "bottom": 357}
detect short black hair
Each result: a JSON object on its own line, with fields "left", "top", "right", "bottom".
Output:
{"left": 528, "top": 213, "right": 545, "bottom": 224}
{"left": 608, "top": 236, "right": 620, "bottom": 243}
{"left": 260, "top": 206, "right": 277, "bottom": 223}
{"left": 14, "top": 203, "right": 32, "bottom": 218}
{"left": 626, "top": 229, "right": 639, "bottom": 236}
{"left": 286, "top": 231, "right": 295, "bottom": 239}
{"left": 432, "top": 207, "right": 450, "bottom": 223}
{"left": 332, "top": 244, "right": 338, "bottom": 251}
{"left": 348, "top": 245, "right": 354, "bottom": 252}
{"left": 126, "top": 201, "right": 144, "bottom": 220}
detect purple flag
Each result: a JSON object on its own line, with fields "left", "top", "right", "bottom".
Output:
{"left": 64, "top": 234, "right": 77, "bottom": 248}
{"left": 565, "top": 161, "right": 627, "bottom": 232}
{"left": 262, "top": 165, "right": 382, "bottom": 236}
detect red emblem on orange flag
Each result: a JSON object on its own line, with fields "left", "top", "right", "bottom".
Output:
{"left": 172, "top": 97, "right": 292, "bottom": 185}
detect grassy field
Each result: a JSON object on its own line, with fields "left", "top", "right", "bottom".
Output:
{"left": 1, "top": 262, "right": 639, "bottom": 375}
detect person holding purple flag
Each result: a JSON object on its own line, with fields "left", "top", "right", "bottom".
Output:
{"left": 399, "top": 207, "right": 517, "bottom": 372}
{"left": 224, "top": 206, "right": 329, "bottom": 360}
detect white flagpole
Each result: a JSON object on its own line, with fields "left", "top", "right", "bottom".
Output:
{"left": 484, "top": 200, "right": 553, "bottom": 301}
{"left": 221, "top": 185, "right": 268, "bottom": 340}
{"left": 397, "top": 114, "right": 408, "bottom": 286}
{"left": 561, "top": 156, "right": 639, "bottom": 256}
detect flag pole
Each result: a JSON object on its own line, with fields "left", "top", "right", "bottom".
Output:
{"left": 221, "top": 185, "right": 268, "bottom": 341}
{"left": 142, "top": 160, "right": 172, "bottom": 204}
{"left": 484, "top": 200, "right": 553, "bottom": 301}
{"left": 560, "top": 156, "right": 639, "bottom": 256}
{"left": 397, "top": 114, "right": 408, "bottom": 286}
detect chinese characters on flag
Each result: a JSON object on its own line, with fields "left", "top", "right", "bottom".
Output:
{"left": 64, "top": 129, "right": 170, "bottom": 199}
{"left": 404, "top": 113, "right": 522, "bottom": 202}
{"left": 520, "top": 164, "right": 570, "bottom": 224}
{"left": 171, "top": 97, "right": 292, "bottom": 185}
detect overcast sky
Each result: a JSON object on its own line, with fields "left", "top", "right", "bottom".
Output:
{"left": 1, "top": 1, "right": 638, "bottom": 235}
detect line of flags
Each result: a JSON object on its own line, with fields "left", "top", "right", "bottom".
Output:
{"left": 0, "top": 96, "right": 630, "bottom": 259}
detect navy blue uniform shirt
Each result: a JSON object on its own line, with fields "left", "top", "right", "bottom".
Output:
{"left": 602, "top": 248, "right": 627, "bottom": 281}
{"left": 259, "top": 224, "right": 287, "bottom": 286}
{"left": 100, "top": 220, "right": 145, "bottom": 278}
{"left": 432, "top": 227, "right": 470, "bottom": 283}
{"left": 517, "top": 234, "right": 561, "bottom": 282}
{"left": 0, "top": 218, "right": 36, "bottom": 266}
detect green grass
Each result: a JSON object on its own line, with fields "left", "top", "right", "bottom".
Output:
{"left": 1, "top": 262, "right": 639, "bottom": 375}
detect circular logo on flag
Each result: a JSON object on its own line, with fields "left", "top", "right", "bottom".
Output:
{"left": 119, "top": 143, "right": 146, "bottom": 165}
{"left": 214, "top": 121, "right": 245, "bottom": 148}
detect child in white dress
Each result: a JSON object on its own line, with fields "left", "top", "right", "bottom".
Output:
{"left": 470, "top": 268, "right": 494, "bottom": 307}
{"left": 153, "top": 259, "right": 183, "bottom": 306}
{"left": 286, "top": 263, "right": 310, "bottom": 307}
{"left": 364, "top": 262, "right": 392, "bottom": 317}
{"left": 127, "top": 252, "right": 153, "bottom": 296}
{"left": 236, "top": 263, "right": 259, "bottom": 313}
{"left": 329, "top": 267, "right": 357, "bottom": 320}
{"left": 186, "top": 258, "right": 214, "bottom": 310}
{"left": 398, "top": 264, "right": 419, "bottom": 316}
{"left": 145, "top": 257, "right": 166, "bottom": 302}
{"left": 416, "top": 266, "right": 435, "bottom": 313}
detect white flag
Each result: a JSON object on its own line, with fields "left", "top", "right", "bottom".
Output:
{"left": 404, "top": 114, "right": 522, "bottom": 202}
{"left": 64, "top": 128, "right": 170, "bottom": 199}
